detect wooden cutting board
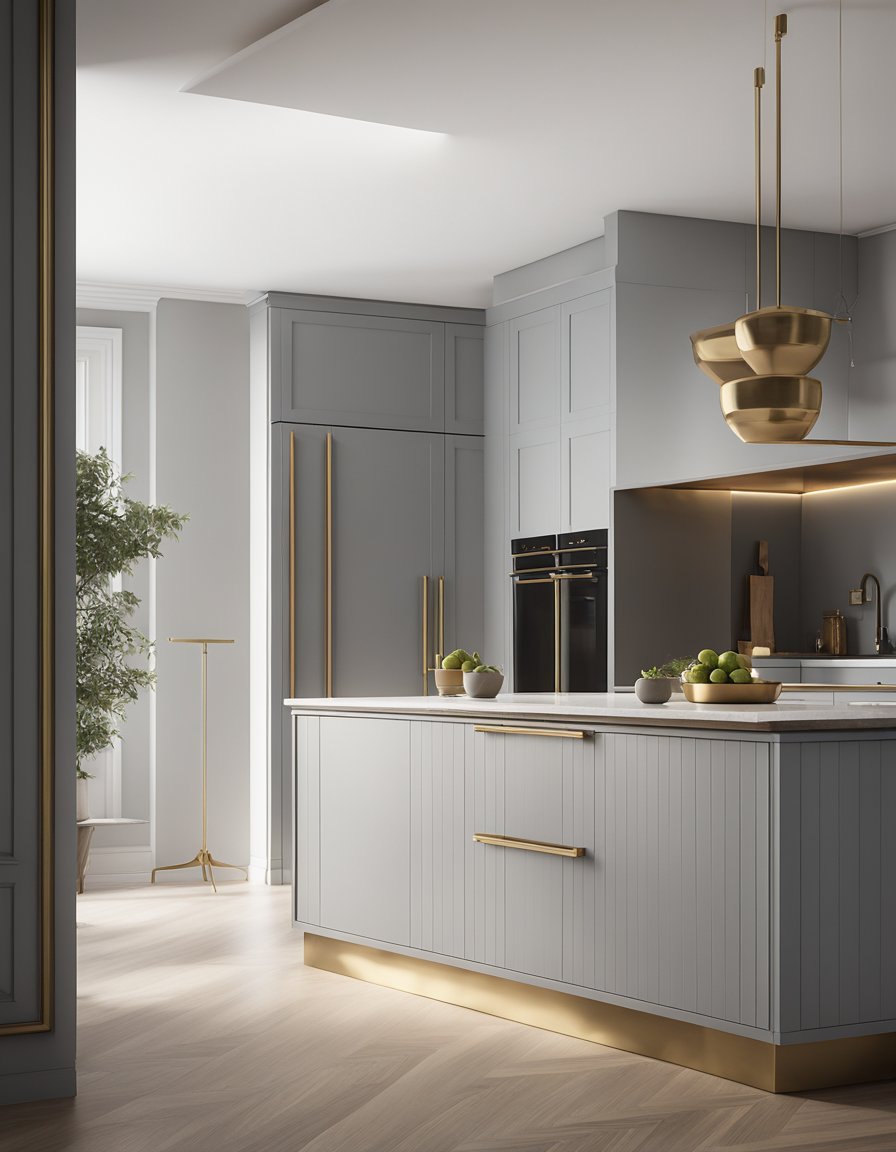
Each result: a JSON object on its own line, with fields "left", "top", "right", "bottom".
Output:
{"left": 748, "top": 540, "right": 775, "bottom": 652}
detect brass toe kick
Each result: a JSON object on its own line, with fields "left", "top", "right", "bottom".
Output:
{"left": 303, "top": 933, "right": 896, "bottom": 1094}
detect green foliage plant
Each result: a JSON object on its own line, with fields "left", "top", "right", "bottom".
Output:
{"left": 76, "top": 449, "right": 187, "bottom": 778}
{"left": 640, "top": 657, "right": 693, "bottom": 680}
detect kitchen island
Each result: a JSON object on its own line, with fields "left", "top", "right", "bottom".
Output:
{"left": 287, "top": 692, "right": 896, "bottom": 1092}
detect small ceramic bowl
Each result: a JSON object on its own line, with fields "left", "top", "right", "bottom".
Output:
{"left": 463, "top": 670, "right": 504, "bottom": 699}
{"left": 634, "top": 677, "right": 673, "bottom": 704}
{"left": 434, "top": 668, "right": 465, "bottom": 696}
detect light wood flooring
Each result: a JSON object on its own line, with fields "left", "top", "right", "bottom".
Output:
{"left": 2, "top": 883, "right": 896, "bottom": 1151}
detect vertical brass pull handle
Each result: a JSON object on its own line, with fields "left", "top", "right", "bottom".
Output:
{"left": 438, "top": 575, "right": 445, "bottom": 668}
{"left": 553, "top": 573, "right": 560, "bottom": 692}
{"left": 325, "top": 432, "right": 333, "bottom": 698}
{"left": 422, "top": 575, "right": 430, "bottom": 696}
{"left": 289, "top": 432, "right": 296, "bottom": 698}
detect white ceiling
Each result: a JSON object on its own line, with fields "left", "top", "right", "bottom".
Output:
{"left": 77, "top": 0, "right": 896, "bottom": 308}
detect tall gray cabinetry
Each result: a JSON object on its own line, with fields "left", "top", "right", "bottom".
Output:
{"left": 250, "top": 294, "right": 485, "bottom": 883}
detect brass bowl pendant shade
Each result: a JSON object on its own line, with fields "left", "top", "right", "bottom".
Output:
{"left": 720, "top": 375, "right": 822, "bottom": 443}
{"left": 690, "top": 322, "right": 755, "bottom": 385}
{"left": 734, "top": 305, "right": 832, "bottom": 376}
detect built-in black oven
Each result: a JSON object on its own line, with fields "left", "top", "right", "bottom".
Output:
{"left": 511, "top": 529, "right": 608, "bottom": 693}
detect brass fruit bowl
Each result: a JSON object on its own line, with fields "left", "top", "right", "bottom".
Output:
{"left": 734, "top": 306, "right": 832, "bottom": 376}
{"left": 681, "top": 681, "right": 782, "bottom": 704}
{"left": 720, "top": 375, "right": 822, "bottom": 443}
{"left": 681, "top": 677, "right": 778, "bottom": 705}
{"left": 690, "top": 322, "right": 755, "bottom": 385}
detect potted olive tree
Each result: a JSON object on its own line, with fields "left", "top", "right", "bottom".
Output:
{"left": 76, "top": 449, "right": 187, "bottom": 816}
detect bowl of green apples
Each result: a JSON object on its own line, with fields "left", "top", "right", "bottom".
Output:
{"left": 680, "top": 648, "right": 781, "bottom": 704}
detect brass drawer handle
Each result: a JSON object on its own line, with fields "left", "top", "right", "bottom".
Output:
{"left": 473, "top": 833, "right": 585, "bottom": 858}
{"left": 474, "top": 725, "right": 586, "bottom": 739}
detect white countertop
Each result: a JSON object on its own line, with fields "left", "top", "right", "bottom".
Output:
{"left": 285, "top": 691, "right": 896, "bottom": 731}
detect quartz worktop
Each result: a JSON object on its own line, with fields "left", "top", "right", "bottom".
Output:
{"left": 286, "top": 690, "right": 896, "bottom": 731}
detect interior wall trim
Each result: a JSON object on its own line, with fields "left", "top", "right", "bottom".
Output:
{"left": 76, "top": 282, "right": 256, "bottom": 312}
{"left": 0, "top": 0, "right": 58, "bottom": 1039}
{"left": 304, "top": 933, "right": 896, "bottom": 1094}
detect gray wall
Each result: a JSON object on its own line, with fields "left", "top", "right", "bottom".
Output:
{"left": 154, "top": 300, "right": 250, "bottom": 874}
{"left": 730, "top": 493, "right": 802, "bottom": 654}
{"left": 613, "top": 488, "right": 732, "bottom": 685}
{"left": 801, "top": 484, "right": 896, "bottom": 656}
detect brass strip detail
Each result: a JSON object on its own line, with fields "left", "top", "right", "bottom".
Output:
{"left": 510, "top": 545, "right": 605, "bottom": 559}
{"left": 509, "top": 563, "right": 597, "bottom": 577}
{"left": 774, "top": 13, "right": 787, "bottom": 307}
{"left": 474, "top": 725, "right": 586, "bottom": 739}
{"left": 304, "top": 933, "right": 896, "bottom": 1094}
{"left": 473, "top": 833, "right": 585, "bottom": 858}
{"left": 325, "top": 432, "right": 333, "bottom": 697}
{"left": 754, "top": 65, "right": 765, "bottom": 309}
{"left": 421, "top": 575, "right": 429, "bottom": 696}
{"left": 438, "top": 575, "right": 444, "bottom": 667}
{"left": 289, "top": 432, "right": 296, "bottom": 698}
{"left": 512, "top": 576, "right": 555, "bottom": 585}
{"left": 550, "top": 571, "right": 594, "bottom": 581}
{"left": 553, "top": 574, "right": 561, "bottom": 691}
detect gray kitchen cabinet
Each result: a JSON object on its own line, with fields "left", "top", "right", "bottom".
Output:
{"left": 561, "top": 291, "right": 613, "bottom": 423}
{"left": 273, "top": 307, "right": 445, "bottom": 432}
{"left": 252, "top": 292, "right": 484, "bottom": 884}
{"left": 444, "top": 436, "right": 485, "bottom": 656}
{"left": 509, "top": 306, "right": 560, "bottom": 433}
{"left": 508, "top": 426, "right": 561, "bottom": 538}
{"left": 446, "top": 324, "right": 484, "bottom": 436}
{"left": 306, "top": 716, "right": 412, "bottom": 946}
{"left": 470, "top": 726, "right": 598, "bottom": 983}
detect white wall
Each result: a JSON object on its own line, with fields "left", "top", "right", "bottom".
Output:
{"left": 154, "top": 299, "right": 250, "bottom": 876}
{"left": 75, "top": 298, "right": 251, "bottom": 885}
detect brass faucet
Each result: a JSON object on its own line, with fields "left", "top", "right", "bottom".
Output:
{"left": 860, "top": 573, "right": 891, "bottom": 654}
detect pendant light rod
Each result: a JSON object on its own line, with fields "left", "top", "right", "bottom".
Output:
{"left": 754, "top": 66, "right": 765, "bottom": 310}
{"left": 774, "top": 13, "right": 787, "bottom": 308}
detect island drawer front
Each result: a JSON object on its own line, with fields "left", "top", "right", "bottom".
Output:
{"left": 468, "top": 727, "right": 598, "bottom": 985}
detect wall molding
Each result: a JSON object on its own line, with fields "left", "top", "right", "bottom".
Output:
{"left": 77, "top": 281, "right": 257, "bottom": 312}
{"left": 858, "top": 221, "right": 896, "bottom": 239}
{"left": 80, "top": 845, "right": 153, "bottom": 889}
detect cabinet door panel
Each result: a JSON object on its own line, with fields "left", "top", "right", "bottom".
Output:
{"left": 562, "top": 423, "right": 611, "bottom": 532}
{"left": 330, "top": 426, "right": 444, "bottom": 697}
{"left": 509, "top": 307, "right": 560, "bottom": 432}
{"left": 445, "top": 324, "right": 484, "bottom": 435}
{"left": 444, "top": 436, "right": 484, "bottom": 660}
{"left": 562, "top": 290, "right": 613, "bottom": 420}
{"left": 277, "top": 309, "right": 445, "bottom": 432}
{"left": 509, "top": 429, "right": 560, "bottom": 538}
{"left": 319, "top": 718, "right": 410, "bottom": 945}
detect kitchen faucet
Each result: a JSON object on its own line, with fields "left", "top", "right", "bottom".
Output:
{"left": 860, "top": 573, "right": 891, "bottom": 654}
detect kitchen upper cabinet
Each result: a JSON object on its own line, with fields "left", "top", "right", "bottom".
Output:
{"left": 509, "top": 307, "right": 560, "bottom": 432}
{"left": 273, "top": 308, "right": 445, "bottom": 432}
{"left": 445, "top": 324, "right": 484, "bottom": 435}
{"left": 502, "top": 290, "right": 615, "bottom": 538}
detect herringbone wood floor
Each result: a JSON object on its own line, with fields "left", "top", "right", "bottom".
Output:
{"left": 2, "top": 884, "right": 896, "bottom": 1151}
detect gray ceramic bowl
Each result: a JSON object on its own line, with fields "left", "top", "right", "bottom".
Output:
{"left": 634, "top": 676, "right": 673, "bottom": 704}
{"left": 463, "top": 670, "right": 504, "bottom": 699}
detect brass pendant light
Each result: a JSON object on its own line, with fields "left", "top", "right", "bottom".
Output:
{"left": 691, "top": 12, "right": 895, "bottom": 447}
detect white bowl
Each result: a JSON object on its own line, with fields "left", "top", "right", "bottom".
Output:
{"left": 462, "top": 670, "right": 504, "bottom": 699}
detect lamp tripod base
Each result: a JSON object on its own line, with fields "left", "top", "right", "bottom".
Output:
{"left": 151, "top": 848, "right": 248, "bottom": 893}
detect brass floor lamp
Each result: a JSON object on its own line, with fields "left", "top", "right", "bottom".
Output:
{"left": 151, "top": 638, "right": 248, "bottom": 891}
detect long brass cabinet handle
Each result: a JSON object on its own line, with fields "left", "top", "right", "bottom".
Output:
{"left": 325, "top": 431, "right": 333, "bottom": 697}
{"left": 421, "top": 574, "right": 429, "bottom": 696}
{"left": 473, "top": 833, "right": 585, "bottom": 858}
{"left": 289, "top": 431, "right": 296, "bottom": 698}
{"left": 438, "top": 575, "right": 445, "bottom": 667}
{"left": 474, "top": 725, "right": 586, "bottom": 739}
